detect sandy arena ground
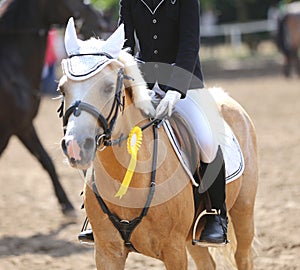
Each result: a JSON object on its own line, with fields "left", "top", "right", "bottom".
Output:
{"left": 0, "top": 61, "right": 299, "bottom": 269}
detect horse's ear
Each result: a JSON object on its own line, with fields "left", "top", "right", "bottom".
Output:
{"left": 64, "top": 17, "right": 80, "bottom": 56}
{"left": 101, "top": 24, "right": 125, "bottom": 59}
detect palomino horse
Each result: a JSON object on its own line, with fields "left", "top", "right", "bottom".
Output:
{"left": 0, "top": 0, "right": 108, "bottom": 215}
{"left": 59, "top": 19, "right": 258, "bottom": 269}
{"left": 277, "top": 2, "right": 300, "bottom": 77}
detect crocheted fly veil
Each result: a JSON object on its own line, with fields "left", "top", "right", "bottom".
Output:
{"left": 62, "top": 17, "right": 125, "bottom": 81}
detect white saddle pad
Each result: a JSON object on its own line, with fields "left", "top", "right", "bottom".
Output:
{"left": 163, "top": 119, "right": 244, "bottom": 186}
{"left": 218, "top": 121, "right": 245, "bottom": 183}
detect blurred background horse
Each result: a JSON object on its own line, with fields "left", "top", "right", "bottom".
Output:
{"left": 277, "top": 2, "right": 300, "bottom": 77}
{"left": 0, "top": 0, "right": 109, "bottom": 216}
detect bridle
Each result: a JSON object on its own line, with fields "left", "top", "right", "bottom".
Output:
{"left": 58, "top": 59, "right": 129, "bottom": 149}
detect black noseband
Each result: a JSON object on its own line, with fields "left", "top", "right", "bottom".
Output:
{"left": 63, "top": 100, "right": 109, "bottom": 134}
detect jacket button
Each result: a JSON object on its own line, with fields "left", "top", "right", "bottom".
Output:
{"left": 154, "top": 49, "right": 158, "bottom": 54}
{"left": 152, "top": 19, "right": 157, "bottom": 23}
{"left": 153, "top": 35, "right": 157, "bottom": 39}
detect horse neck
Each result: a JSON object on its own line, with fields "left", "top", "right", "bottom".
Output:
{"left": 115, "top": 88, "right": 147, "bottom": 135}
{"left": 92, "top": 89, "right": 192, "bottom": 210}
{"left": 0, "top": 0, "right": 49, "bottom": 90}
{"left": 94, "top": 88, "right": 154, "bottom": 186}
{"left": 0, "top": 0, "right": 44, "bottom": 30}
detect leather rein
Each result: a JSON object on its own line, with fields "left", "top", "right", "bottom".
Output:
{"left": 58, "top": 59, "right": 161, "bottom": 252}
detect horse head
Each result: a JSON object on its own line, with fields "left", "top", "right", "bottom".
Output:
{"left": 59, "top": 18, "right": 155, "bottom": 170}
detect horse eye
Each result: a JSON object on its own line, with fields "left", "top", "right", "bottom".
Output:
{"left": 104, "top": 84, "right": 114, "bottom": 94}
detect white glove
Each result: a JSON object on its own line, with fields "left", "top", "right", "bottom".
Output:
{"left": 155, "top": 90, "right": 181, "bottom": 120}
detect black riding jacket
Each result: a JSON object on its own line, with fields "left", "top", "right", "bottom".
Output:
{"left": 119, "top": 0, "right": 204, "bottom": 97}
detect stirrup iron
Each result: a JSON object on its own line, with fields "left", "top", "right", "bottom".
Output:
{"left": 192, "top": 208, "right": 228, "bottom": 247}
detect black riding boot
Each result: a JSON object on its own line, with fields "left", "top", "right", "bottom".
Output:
{"left": 198, "top": 146, "right": 228, "bottom": 246}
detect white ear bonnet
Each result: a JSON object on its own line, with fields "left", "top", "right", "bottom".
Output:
{"left": 62, "top": 17, "right": 125, "bottom": 81}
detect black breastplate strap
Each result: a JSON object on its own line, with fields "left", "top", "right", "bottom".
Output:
{"left": 91, "top": 124, "right": 158, "bottom": 252}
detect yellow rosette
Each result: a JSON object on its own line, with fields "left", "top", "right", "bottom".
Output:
{"left": 115, "top": 126, "right": 143, "bottom": 198}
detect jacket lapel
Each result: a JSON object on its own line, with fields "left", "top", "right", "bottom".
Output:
{"left": 140, "top": 0, "right": 166, "bottom": 15}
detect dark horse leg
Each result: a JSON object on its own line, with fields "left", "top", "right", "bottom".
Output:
{"left": 0, "top": 133, "right": 11, "bottom": 156}
{"left": 283, "top": 51, "right": 292, "bottom": 77}
{"left": 287, "top": 49, "right": 300, "bottom": 77}
{"left": 295, "top": 51, "right": 300, "bottom": 77}
{"left": 17, "top": 123, "right": 75, "bottom": 216}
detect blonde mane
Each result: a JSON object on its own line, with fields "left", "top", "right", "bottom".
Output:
{"left": 118, "top": 50, "right": 155, "bottom": 117}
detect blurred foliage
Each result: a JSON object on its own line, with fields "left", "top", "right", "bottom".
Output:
{"left": 90, "top": 0, "right": 119, "bottom": 19}
{"left": 90, "top": 0, "right": 118, "bottom": 10}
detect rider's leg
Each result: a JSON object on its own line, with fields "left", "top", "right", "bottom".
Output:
{"left": 175, "top": 93, "right": 219, "bottom": 163}
{"left": 198, "top": 147, "right": 228, "bottom": 244}
{"left": 175, "top": 92, "right": 228, "bottom": 245}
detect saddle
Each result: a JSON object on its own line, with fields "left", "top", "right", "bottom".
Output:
{"left": 165, "top": 108, "right": 245, "bottom": 209}
{"left": 166, "top": 109, "right": 245, "bottom": 186}
{"left": 165, "top": 113, "right": 205, "bottom": 216}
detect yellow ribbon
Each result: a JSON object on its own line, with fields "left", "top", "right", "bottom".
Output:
{"left": 115, "top": 126, "right": 143, "bottom": 198}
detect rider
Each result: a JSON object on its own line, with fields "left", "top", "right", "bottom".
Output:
{"left": 118, "top": 0, "right": 228, "bottom": 246}
{"left": 79, "top": 0, "right": 228, "bottom": 246}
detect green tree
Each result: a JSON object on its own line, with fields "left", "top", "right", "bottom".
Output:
{"left": 91, "top": 0, "right": 118, "bottom": 10}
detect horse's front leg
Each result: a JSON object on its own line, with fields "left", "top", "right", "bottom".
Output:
{"left": 94, "top": 240, "right": 128, "bottom": 270}
{"left": 161, "top": 242, "right": 189, "bottom": 270}
{"left": 187, "top": 243, "right": 216, "bottom": 270}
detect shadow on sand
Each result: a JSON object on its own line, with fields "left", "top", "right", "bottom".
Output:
{"left": 0, "top": 221, "right": 91, "bottom": 258}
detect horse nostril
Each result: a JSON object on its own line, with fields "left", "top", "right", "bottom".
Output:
{"left": 70, "top": 157, "right": 76, "bottom": 165}
{"left": 84, "top": 138, "right": 95, "bottom": 151}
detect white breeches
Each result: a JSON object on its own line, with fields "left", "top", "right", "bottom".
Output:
{"left": 175, "top": 93, "right": 219, "bottom": 163}
{"left": 154, "top": 85, "right": 223, "bottom": 163}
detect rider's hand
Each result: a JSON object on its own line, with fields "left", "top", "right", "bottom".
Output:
{"left": 155, "top": 90, "right": 181, "bottom": 120}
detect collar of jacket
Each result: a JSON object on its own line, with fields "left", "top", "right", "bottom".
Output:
{"left": 140, "top": 0, "right": 177, "bottom": 15}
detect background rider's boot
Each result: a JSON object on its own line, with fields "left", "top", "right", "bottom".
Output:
{"left": 78, "top": 229, "right": 94, "bottom": 244}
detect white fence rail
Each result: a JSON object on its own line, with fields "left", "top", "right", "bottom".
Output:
{"left": 200, "top": 19, "right": 277, "bottom": 47}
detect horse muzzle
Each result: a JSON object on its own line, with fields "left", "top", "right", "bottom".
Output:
{"left": 61, "top": 135, "right": 96, "bottom": 170}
